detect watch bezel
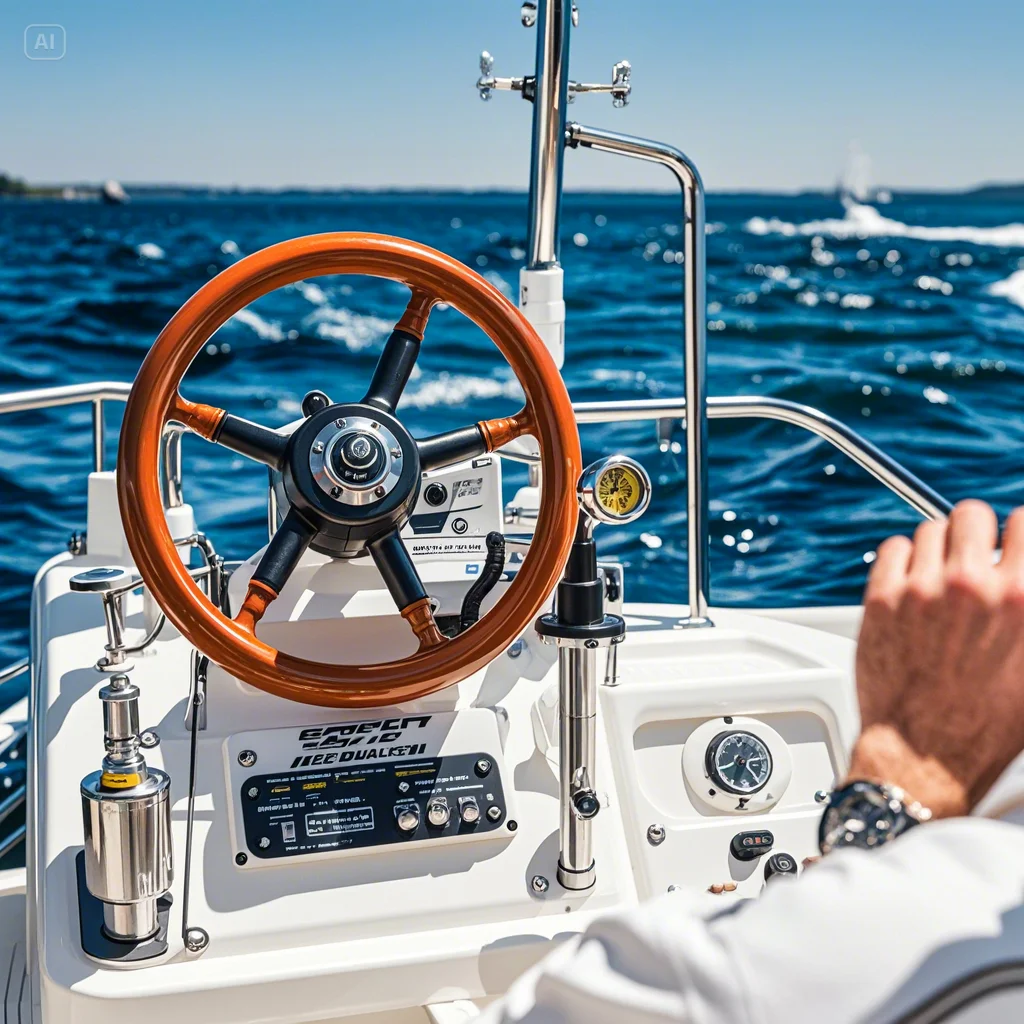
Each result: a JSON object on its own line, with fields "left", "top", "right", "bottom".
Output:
{"left": 818, "top": 779, "right": 928, "bottom": 855}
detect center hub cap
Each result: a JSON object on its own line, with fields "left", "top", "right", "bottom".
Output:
{"left": 308, "top": 414, "right": 404, "bottom": 506}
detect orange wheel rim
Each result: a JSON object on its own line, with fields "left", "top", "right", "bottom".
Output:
{"left": 117, "top": 233, "right": 581, "bottom": 707}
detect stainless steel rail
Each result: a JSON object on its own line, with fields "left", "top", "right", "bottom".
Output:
{"left": 567, "top": 124, "right": 711, "bottom": 623}
{"left": 0, "top": 381, "right": 183, "bottom": 505}
{"left": 574, "top": 396, "right": 952, "bottom": 521}
{"left": 0, "top": 659, "right": 28, "bottom": 689}
{"left": 526, "top": 0, "right": 573, "bottom": 269}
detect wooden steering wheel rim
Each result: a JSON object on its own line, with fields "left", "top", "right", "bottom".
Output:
{"left": 117, "top": 232, "right": 581, "bottom": 707}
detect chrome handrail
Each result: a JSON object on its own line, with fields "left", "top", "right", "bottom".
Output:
{"left": 0, "top": 381, "right": 951, "bottom": 548}
{"left": 0, "top": 381, "right": 182, "bottom": 507}
{"left": 567, "top": 123, "right": 711, "bottom": 625}
{"left": 0, "top": 659, "right": 28, "bottom": 689}
{"left": 573, "top": 396, "right": 952, "bottom": 522}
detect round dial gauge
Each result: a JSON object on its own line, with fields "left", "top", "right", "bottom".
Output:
{"left": 596, "top": 464, "right": 645, "bottom": 519}
{"left": 705, "top": 730, "right": 773, "bottom": 796}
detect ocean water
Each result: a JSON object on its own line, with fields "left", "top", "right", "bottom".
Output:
{"left": 2, "top": 190, "right": 1024, "bottom": 681}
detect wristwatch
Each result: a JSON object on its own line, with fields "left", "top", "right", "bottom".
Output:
{"left": 818, "top": 779, "right": 932, "bottom": 855}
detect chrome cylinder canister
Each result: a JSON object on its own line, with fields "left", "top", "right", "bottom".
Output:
{"left": 80, "top": 675, "right": 173, "bottom": 943}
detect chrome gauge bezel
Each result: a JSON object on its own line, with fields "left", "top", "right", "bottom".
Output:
{"left": 577, "top": 454, "right": 652, "bottom": 526}
{"left": 704, "top": 729, "right": 773, "bottom": 796}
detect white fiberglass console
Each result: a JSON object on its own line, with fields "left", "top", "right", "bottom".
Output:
{"left": 28, "top": 460, "right": 858, "bottom": 1022}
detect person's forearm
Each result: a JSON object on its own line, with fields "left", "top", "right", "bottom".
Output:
{"left": 846, "top": 724, "right": 969, "bottom": 819}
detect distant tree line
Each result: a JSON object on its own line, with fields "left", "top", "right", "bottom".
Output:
{"left": 0, "top": 173, "right": 28, "bottom": 195}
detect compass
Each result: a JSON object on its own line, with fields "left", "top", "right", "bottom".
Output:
{"left": 577, "top": 456, "right": 652, "bottom": 526}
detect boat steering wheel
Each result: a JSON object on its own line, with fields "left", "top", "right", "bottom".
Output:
{"left": 118, "top": 233, "right": 581, "bottom": 707}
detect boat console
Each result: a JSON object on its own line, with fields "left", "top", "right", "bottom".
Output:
{"left": 5, "top": 2, "right": 954, "bottom": 1022}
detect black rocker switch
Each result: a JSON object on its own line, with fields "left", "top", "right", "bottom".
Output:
{"left": 730, "top": 829, "right": 774, "bottom": 862}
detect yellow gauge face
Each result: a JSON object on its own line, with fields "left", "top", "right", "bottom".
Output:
{"left": 596, "top": 465, "right": 644, "bottom": 518}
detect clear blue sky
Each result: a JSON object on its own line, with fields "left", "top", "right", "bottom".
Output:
{"left": 3, "top": 1, "right": 1021, "bottom": 192}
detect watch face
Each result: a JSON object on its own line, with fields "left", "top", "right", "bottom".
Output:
{"left": 705, "top": 731, "right": 773, "bottom": 795}
{"left": 595, "top": 464, "right": 645, "bottom": 519}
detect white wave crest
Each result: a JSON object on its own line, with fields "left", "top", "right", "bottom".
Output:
{"left": 136, "top": 242, "right": 165, "bottom": 259}
{"left": 303, "top": 306, "right": 391, "bottom": 351}
{"left": 400, "top": 373, "right": 524, "bottom": 410}
{"left": 293, "top": 281, "right": 328, "bottom": 305}
{"left": 745, "top": 201, "right": 1024, "bottom": 248}
{"left": 988, "top": 268, "right": 1024, "bottom": 309}
{"left": 230, "top": 308, "right": 285, "bottom": 342}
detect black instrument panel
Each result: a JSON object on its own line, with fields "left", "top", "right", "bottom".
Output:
{"left": 239, "top": 752, "right": 508, "bottom": 859}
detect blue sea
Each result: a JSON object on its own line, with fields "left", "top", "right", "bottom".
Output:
{"left": 3, "top": 190, "right": 1024, "bottom": 682}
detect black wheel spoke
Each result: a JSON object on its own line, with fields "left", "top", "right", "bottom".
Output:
{"left": 213, "top": 413, "right": 290, "bottom": 470}
{"left": 368, "top": 530, "right": 427, "bottom": 612}
{"left": 362, "top": 328, "right": 421, "bottom": 414}
{"left": 417, "top": 425, "right": 488, "bottom": 473}
{"left": 362, "top": 289, "right": 435, "bottom": 414}
{"left": 250, "top": 507, "right": 317, "bottom": 596}
{"left": 369, "top": 530, "right": 446, "bottom": 649}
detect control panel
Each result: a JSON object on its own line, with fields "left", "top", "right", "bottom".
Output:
{"left": 239, "top": 752, "right": 509, "bottom": 860}
{"left": 226, "top": 708, "right": 514, "bottom": 867}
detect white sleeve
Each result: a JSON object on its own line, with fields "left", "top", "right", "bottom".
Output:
{"left": 479, "top": 818, "right": 1024, "bottom": 1024}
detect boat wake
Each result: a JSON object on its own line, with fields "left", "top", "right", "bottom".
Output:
{"left": 745, "top": 200, "right": 1024, "bottom": 248}
{"left": 988, "top": 269, "right": 1024, "bottom": 309}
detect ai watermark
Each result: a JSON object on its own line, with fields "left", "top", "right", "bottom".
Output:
{"left": 24, "top": 24, "right": 65, "bottom": 60}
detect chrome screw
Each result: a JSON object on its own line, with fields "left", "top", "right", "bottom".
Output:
{"left": 331, "top": 486, "right": 342, "bottom": 498}
{"left": 370, "top": 422, "right": 379, "bottom": 430}
{"left": 335, "top": 418, "right": 347, "bottom": 428}
{"left": 475, "top": 758, "right": 492, "bottom": 776}
{"left": 258, "top": 836, "right": 271, "bottom": 850}
{"left": 238, "top": 749, "right": 257, "bottom": 768}
{"left": 397, "top": 780, "right": 411, "bottom": 794}
{"left": 139, "top": 729, "right": 160, "bottom": 748}
{"left": 486, "top": 805, "right": 503, "bottom": 822}
{"left": 667, "top": 884, "right": 682, "bottom": 892}
{"left": 647, "top": 823, "right": 667, "bottom": 846}
{"left": 814, "top": 789, "right": 830, "bottom": 804}
{"left": 374, "top": 485, "right": 386, "bottom": 498}
{"left": 67, "top": 531, "right": 86, "bottom": 555}
{"left": 531, "top": 874, "right": 549, "bottom": 894}
{"left": 390, "top": 447, "right": 402, "bottom": 459}
{"left": 312, "top": 441, "right": 325, "bottom": 454}
{"left": 507, "top": 638, "right": 524, "bottom": 659}
{"left": 246, "top": 786, "right": 259, "bottom": 800}
{"left": 184, "top": 927, "right": 210, "bottom": 953}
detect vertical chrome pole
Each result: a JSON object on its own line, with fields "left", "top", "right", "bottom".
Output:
{"left": 91, "top": 398, "right": 105, "bottom": 473}
{"left": 526, "top": 0, "right": 572, "bottom": 269}
{"left": 160, "top": 425, "right": 185, "bottom": 508}
{"left": 557, "top": 645, "right": 598, "bottom": 889}
{"left": 565, "top": 125, "right": 711, "bottom": 624}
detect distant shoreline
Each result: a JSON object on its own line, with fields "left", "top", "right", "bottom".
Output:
{"left": 3, "top": 177, "right": 1024, "bottom": 202}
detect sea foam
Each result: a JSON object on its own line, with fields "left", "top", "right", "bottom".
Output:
{"left": 745, "top": 201, "right": 1024, "bottom": 248}
{"left": 988, "top": 268, "right": 1024, "bottom": 309}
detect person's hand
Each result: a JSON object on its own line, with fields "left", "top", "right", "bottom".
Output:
{"left": 849, "top": 499, "right": 1024, "bottom": 818}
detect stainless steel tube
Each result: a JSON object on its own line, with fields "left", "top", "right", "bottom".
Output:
{"left": 103, "top": 901, "right": 158, "bottom": 943}
{"left": 573, "top": 395, "right": 953, "bottom": 522}
{"left": 0, "top": 380, "right": 132, "bottom": 414}
{"left": 92, "top": 399, "right": 105, "bottom": 473}
{"left": 526, "top": 0, "right": 573, "bottom": 269}
{"left": 0, "top": 381, "right": 183, "bottom": 505}
{"left": 557, "top": 646, "right": 598, "bottom": 890}
{"left": 567, "top": 124, "right": 710, "bottom": 623}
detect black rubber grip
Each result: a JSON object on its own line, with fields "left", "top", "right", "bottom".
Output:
{"left": 459, "top": 532, "right": 506, "bottom": 632}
